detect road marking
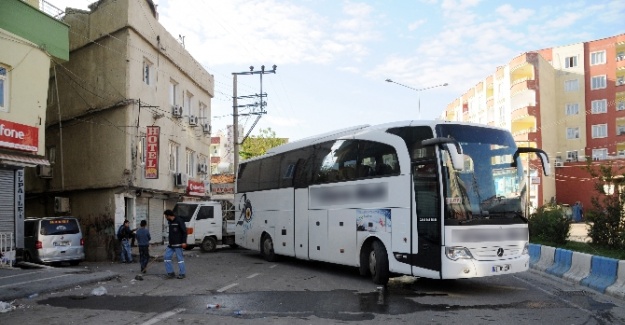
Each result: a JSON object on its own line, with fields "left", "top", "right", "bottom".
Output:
{"left": 269, "top": 264, "right": 277, "bottom": 269}
{"left": 0, "top": 270, "right": 46, "bottom": 280}
{"left": 247, "top": 273, "right": 260, "bottom": 279}
{"left": 141, "top": 308, "right": 185, "bottom": 325}
{"left": 0, "top": 273, "right": 72, "bottom": 289}
{"left": 217, "top": 283, "right": 238, "bottom": 292}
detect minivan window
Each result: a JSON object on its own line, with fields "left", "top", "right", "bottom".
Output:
{"left": 41, "top": 219, "right": 80, "bottom": 235}
{"left": 173, "top": 204, "right": 198, "bottom": 222}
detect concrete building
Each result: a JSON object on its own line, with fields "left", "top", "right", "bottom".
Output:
{"left": 0, "top": 0, "right": 69, "bottom": 262}
{"left": 442, "top": 33, "right": 625, "bottom": 211}
{"left": 25, "top": 0, "right": 214, "bottom": 261}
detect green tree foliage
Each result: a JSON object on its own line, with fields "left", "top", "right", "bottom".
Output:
{"left": 528, "top": 203, "right": 571, "bottom": 245}
{"left": 582, "top": 161, "right": 625, "bottom": 248}
{"left": 239, "top": 128, "right": 288, "bottom": 159}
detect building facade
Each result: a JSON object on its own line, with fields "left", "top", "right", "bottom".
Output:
{"left": 442, "top": 33, "right": 625, "bottom": 211}
{"left": 0, "top": 0, "right": 69, "bottom": 262}
{"left": 25, "top": 0, "right": 214, "bottom": 261}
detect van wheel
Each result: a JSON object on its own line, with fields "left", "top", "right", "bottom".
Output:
{"left": 368, "top": 241, "right": 389, "bottom": 285}
{"left": 261, "top": 235, "right": 277, "bottom": 262}
{"left": 69, "top": 260, "right": 80, "bottom": 266}
{"left": 200, "top": 237, "right": 217, "bottom": 252}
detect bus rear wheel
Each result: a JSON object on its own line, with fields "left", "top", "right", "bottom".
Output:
{"left": 261, "top": 235, "right": 277, "bottom": 262}
{"left": 368, "top": 241, "right": 389, "bottom": 285}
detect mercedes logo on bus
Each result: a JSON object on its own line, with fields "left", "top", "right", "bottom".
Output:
{"left": 496, "top": 248, "right": 504, "bottom": 257}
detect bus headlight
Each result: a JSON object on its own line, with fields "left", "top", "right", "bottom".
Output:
{"left": 522, "top": 242, "right": 529, "bottom": 255}
{"left": 445, "top": 246, "right": 474, "bottom": 260}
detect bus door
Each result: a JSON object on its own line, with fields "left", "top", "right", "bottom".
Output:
{"left": 411, "top": 160, "right": 442, "bottom": 276}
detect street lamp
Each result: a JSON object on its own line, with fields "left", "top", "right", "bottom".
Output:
{"left": 385, "top": 79, "right": 448, "bottom": 119}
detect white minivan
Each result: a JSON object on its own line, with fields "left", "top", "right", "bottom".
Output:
{"left": 23, "top": 217, "right": 85, "bottom": 265}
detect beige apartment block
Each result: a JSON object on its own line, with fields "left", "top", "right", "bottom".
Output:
{"left": 25, "top": 0, "right": 214, "bottom": 261}
{"left": 443, "top": 33, "right": 625, "bottom": 212}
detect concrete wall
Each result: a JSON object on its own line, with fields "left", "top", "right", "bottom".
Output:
{"left": 536, "top": 55, "right": 557, "bottom": 205}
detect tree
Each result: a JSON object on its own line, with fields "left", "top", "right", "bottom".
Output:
{"left": 239, "top": 127, "right": 288, "bottom": 159}
{"left": 582, "top": 160, "right": 625, "bottom": 248}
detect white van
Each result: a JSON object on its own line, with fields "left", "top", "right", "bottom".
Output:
{"left": 23, "top": 217, "right": 85, "bottom": 265}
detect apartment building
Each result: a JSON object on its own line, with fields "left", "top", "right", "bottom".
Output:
{"left": 25, "top": 0, "right": 214, "bottom": 261}
{"left": 443, "top": 33, "right": 625, "bottom": 211}
{"left": 0, "top": 0, "right": 69, "bottom": 261}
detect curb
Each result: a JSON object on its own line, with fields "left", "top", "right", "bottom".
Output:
{"left": 529, "top": 243, "right": 624, "bottom": 299}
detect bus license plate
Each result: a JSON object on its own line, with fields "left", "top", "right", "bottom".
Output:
{"left": 492, "top": 264, "right": 510, "bottom": 273}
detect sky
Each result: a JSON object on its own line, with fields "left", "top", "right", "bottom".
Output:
{"left": 47, "top": 0, "right": 624, "bottom": 142}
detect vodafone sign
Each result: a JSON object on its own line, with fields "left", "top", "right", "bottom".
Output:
{"left": 0, "top": 119, "right": 39, "bottom": 152}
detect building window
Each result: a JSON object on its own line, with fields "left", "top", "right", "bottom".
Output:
{"left": 183, "top": 91, "right": 193, "bottom": 117}
{"left": 186, "top": 149, "right": 195, "bottom": 177}
{"left": 47, "top": 146, "right": 56, "bottom": 165}
{"left": 143, "top": 59, "right": 153, "bottom": 85}
{"left": 617, "top": 124, "right": 625, "bottom": 136}
{"left": 169, "top": 80, "right": 178, "bottom": 106}
{"left": 0, "top": 65, "right": 8, "bottom": 112}
{"left": 591, "top": 99, "right": 607, "bottom": 114}
{"left": 566, "top": 127, "right": 579, "bottom": 139}
{"left": 564, "top": 79, "right": 579, "bottom": 92}
{"left": 617, "top": 100, "right": 625, "bottom": 111}
{"left": 566, "top": 151, "right": 578, "bottom": 162}
{"left": 592, "top": 148, "right": 608, "bottom": 160}
{"left": 565, "top": 103, "right": 579, "bottom": 115}
{"left": 590, "top": 51, "right": 606, "bottom": 65}
{"left": 199, "top": 102, "right": 207, "bottom": 125}
{"left": 169, "top": 142, "right": 179, "bottom": 172}
{"left": 591, "top": 75, "right": 607, "bottom": 90}
{"left": 591, "top": 124, "right": 607, "bottom": 138}
{"left": 138, "top": 134, "right": 146, "bottom": 165}
{"left": 564, "top": 56, "right": 577, "bottom": 68}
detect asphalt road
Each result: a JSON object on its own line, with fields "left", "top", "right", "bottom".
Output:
{"left": 1, "top": 244, "right": 623, "bottom": 325}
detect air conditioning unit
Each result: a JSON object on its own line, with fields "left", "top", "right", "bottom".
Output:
{"left": 36, "top": 165, "right": 53, "bottom": 178}
{"left": 202, "top": 123, "right": 211, "bottom": 134}
{"left": 197, "top": 163, "right": 208, "bottom": 174}
{"left": 555, "top": 161, "right": 564, "bottom": 167}
{"left": 189, "top": 115, "right": 198, "bottom": 126}
{"left": 174, "top": 173, "right": 188, "bottom": 188}
{"left": 172, "top": 105, "right": 183, "bottom": 118}
{"left": 54, "top": 197, "right": 70, "bottom": 213}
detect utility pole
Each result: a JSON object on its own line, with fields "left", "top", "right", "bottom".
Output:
{"left": 232, "top": 65, "right": 277, "bottom": 175}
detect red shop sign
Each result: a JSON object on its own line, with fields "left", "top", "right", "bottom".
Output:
{"left": 187, "top": 179, "right": 206, "bottom": 197}
{"left": 145, "top": 126, "right": 159, "bottom": 179}
{"left": 0, "top": 119, "right": 38, "bottom": 152}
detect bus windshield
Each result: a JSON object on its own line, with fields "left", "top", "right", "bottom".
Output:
{"left": 435, "top": 124, "right": 527, "bottom": 226}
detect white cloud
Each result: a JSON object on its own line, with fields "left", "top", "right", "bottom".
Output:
{"left": 408, "top": 19, "right": 427, "bottom": 31}
{"left": 495, "top": 4, "right": 534, "bottom": 25}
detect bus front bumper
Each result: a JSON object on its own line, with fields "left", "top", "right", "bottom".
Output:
{"left": 441, "top": 254, "right": 530, "bottom": 279}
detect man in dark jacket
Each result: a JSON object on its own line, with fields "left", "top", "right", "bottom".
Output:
{"left": 117, "top": 220, "right": 133, "bottom": 263}
{"left": 163, "top": 209, "right": 187, "bottom": 279}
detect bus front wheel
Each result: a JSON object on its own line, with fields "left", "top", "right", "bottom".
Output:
{"left": 369, "top": 241, "right": 390, "bottom": 285}
{"left": 261, "top": 234, "right": 277, "bottom": 262}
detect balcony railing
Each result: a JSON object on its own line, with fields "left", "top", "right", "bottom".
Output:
{"left": 40, "top": 0, "right": 64, "bottom": 19}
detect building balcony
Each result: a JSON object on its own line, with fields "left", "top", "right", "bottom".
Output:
{"left": 211, "top": 156, "right": 220, "bottom": 164}
{"left": 511, "top": 105, "right": 537, "bottom": 121}
{"left": 510, "top": 79, "right": 537, "bottom": 97}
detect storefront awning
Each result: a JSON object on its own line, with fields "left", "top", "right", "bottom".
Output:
{"left": 0, "top": 152, "right": 49, "bottom": 167}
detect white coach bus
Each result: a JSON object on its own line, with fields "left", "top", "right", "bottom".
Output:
{"left": 234, "top": 121, "right": 550, "bottom": 284}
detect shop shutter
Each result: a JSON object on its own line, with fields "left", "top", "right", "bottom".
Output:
{"left": 148, "top": 198, "right": 164, "bottom": 244}
{"left": 0, "top": 169, "right": 15, "bottom": 234}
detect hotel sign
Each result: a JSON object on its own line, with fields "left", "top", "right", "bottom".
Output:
{"left": 145, "top": 126, "right": 160, "bottom": 179}
{"left": 0, "top": 119, "right": 38, "bottom": 152}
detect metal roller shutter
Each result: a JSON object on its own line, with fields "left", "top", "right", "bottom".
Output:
{"left": 0, "top": 169, "right": 15, "bottom": 234}
{"left": 148, "top": 198, "right": 164, "bottom": 244}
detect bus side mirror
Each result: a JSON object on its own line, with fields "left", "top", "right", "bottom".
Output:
{"left": 537, "top": 151, "right": 551, "bottom": 176}
{"left": 445, "top": 143, "right": 464, "bottom": 172}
